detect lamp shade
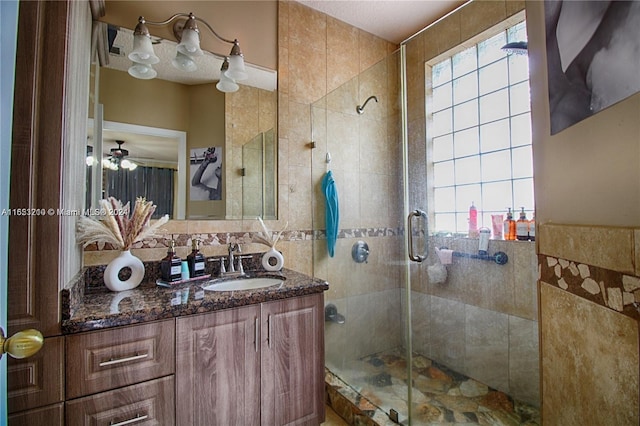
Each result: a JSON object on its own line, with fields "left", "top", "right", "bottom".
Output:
{"left": 226, "top": 54, "right": 248, "bottom": 81}
{"left": 128, "top": 62, "right": 157, "bottom": 80}
{"left": 177, "top": 28, "right": 203, "bottom": 57}
{"left": 216, "top": 57, "right": 239, "bottom": 93}
{"left": 216, "top": 74, "right": 239, "bottom": 93}
{"left": 172, "top": 51, "right": 197, "bottom": 72}
{"left": 129, "top": 33, "right": 159, "bottom": 64}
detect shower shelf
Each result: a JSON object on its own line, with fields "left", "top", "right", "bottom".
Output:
{"left": 440, "top": 247, "right": 509, "bottom": 265}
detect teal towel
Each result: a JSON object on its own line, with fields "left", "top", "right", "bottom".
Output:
{"left": 322, "top": 171, "right": 339, "bottom": 257}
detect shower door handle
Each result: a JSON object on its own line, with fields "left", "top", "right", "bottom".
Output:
{"left": 407, "top": 209, "right": 427, "bottom": 262}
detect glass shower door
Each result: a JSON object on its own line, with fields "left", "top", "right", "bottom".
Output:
{"left": 312, "top": 49, "right": 423, "bottom": 424}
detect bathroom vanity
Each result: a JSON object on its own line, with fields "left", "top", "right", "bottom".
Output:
{"left": 59, "top": 268, "right": 328, "bottom": 426}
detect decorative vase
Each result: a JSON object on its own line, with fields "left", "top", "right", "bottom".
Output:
{"left": 104, "top": 250, "right": 145, "bottom": 292}
{"left": 262, "top": 247, "right": 284, "bottom": 272}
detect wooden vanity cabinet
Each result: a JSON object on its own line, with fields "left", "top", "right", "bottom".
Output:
{"left": 65, "top": 320, "right": 175, "bottom": 399}
{"left": 261, "top": 293, "right": 325, "bottom": 426}
{"left": 176, "top": 293, "right": 325, "bottom": 426}
{"left": 65, "top": 376, "right": 175, "bottom": 426}
{"left": 176, "top": 304, "right": 262, "bottom": 425}
{"left": 64, "top": 320, "right": 176, "bottom": 425}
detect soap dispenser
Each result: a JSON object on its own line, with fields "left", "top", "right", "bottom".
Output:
{"left": 161, "top": 240, "right": 182, "bottom": 282}
{"left": 187, "top": 239, "right": 206, "bottom": 277}
{"left": 516, "top": 207, "right": 529, "bottom": 241}
{"left": 503, "top": 208, "right": 516, "bottom": 241}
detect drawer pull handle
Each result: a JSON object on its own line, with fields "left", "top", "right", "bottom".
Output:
{"left": 110, "top": 414, "right": 148, "bottom": 426}
{"left": 99, "top": 353, "right": 149, "bottom": 367}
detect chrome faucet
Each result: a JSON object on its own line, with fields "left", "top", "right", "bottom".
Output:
{"left": 228, "top": 243, "right": 239, "bottom": 273}
{"left": 222, "top": 243, "right": 246, "bottom": 277}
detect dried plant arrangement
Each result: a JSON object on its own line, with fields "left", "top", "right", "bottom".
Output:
{"left": 252, "top": 216, "right": 288, "bottom": 249}
{"left": 76, "top": 197, "right": 169, "bottom": 250}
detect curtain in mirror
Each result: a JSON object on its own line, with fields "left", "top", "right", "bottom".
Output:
{"left": 105, "top": 167, "right": 174, "bottom": 218}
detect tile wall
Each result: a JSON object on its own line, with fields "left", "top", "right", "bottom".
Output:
{"left": 537, "top": 223, "right": 640, "bottom": 424}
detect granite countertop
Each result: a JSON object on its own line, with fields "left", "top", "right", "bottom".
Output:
{"left": 62, "top": 268, "right": 329, "bottom": 334}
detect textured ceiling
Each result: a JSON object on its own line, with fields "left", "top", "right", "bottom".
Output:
{"left": 299, "top": 0, "right": 468, "bottom": 44}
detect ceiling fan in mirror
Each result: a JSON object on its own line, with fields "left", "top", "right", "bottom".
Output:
{"left": 103, "top": 140, "right": 138, "bottom": 171}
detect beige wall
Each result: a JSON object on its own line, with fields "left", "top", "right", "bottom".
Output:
{"left": 99, "top": 67, "right": 190, "bottom": 131}
{"left": 526, "top": 0, "right": 640, "bottom": 423}
{"left": 101, "top": 0, "right": 277, "bottom": 71}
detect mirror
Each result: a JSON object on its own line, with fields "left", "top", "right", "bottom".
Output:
{"left": 87, "top": 24, "right": 278, "bottom": 220}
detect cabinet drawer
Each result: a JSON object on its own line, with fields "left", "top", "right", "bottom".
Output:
{"left": 66, "top": 320, "right": 175, "bottom": 399}
{"left": 65, "top": 376, "right": 174, "bottom": 426}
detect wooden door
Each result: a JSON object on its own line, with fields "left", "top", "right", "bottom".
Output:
{"left": 261, "top": 293, "right": 325, "bottom": 426}
{"left": 176, "top": 305, "right": 261, "bottom": 426}
{"left": 8, "top": 0, "right": 94, "bottom": 419}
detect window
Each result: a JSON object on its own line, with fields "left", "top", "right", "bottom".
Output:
{"left": 428, "top": 21, "right": 532, "bottom": 235}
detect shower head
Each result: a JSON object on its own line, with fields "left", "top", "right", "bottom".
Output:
{"left": 356, "top": 95, "right": 378, "bottom": 114}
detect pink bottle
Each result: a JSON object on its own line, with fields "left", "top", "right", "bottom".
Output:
{"left": 468, "top": 202, "right": 479, "bottom": 238}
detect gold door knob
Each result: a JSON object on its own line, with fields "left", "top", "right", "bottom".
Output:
{"left": 0, "top": 328, "right": 44, "bottom": 359}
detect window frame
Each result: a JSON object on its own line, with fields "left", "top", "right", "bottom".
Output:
{"left": 425, "top": 18, "right": 532, "bottom": 236}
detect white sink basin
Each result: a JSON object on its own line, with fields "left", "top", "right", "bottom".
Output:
{"left": 202, "top": 277, "right": 284, "bottom": 292}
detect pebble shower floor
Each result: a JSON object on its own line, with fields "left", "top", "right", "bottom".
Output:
{"left": 325, "top": 348, "right": 540, "bottom": 425}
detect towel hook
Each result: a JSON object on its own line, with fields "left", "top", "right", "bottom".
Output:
{"left": 326, "top": 152, "right": 331, "bottom": 171}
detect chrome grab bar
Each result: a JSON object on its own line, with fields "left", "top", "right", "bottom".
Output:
{"left": 407, "top": 209, "right": 427, "bottom": 262}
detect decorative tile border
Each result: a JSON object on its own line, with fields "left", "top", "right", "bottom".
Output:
{"left": 539, "top": 254, "right": 640, "bottom": 322}
{"left": 83, "top": 227, "right": 403, "bottom": 251}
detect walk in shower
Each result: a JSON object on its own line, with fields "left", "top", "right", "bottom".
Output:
{"left": 312, "top": 25, "right": 540, "bottom": 426}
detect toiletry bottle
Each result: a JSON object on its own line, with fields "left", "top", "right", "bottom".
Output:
{"left": 161, "top": 240, "right": 182, "bottom": 282}
{"left": 529, "top": 214, "right": 535, "bottom": 241}
{"left": 516, "top": 207, "right": 529, "bottom": 241}
{"left": 187, "top": 239, "right": 206, "bottom": 277}
{"left": 468, "top": 202, "right": 479, "bottom": 238}
{"left": 478, "top": 227, "right": 491, "bottom": 255}
{"left": 503, "top": 208, "right": 516, "bottom": 240}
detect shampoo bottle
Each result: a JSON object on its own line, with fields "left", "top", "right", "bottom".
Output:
{"left": 516, "top": 207, "right": 529, "bottom": 241}
{"left": 161, "top": 240, "right": 182, "bottom": 282}
{"left": 503, "top": 208, "right": 516, "bottom": 240}
{"left": 529, "top": 214, "right": 535, "bottom": 241}
{"left": 187, "top": 239, "right": 206, "bottom": 277}
{"left": 468, "top": 202, "right": 479, "bottom": 238}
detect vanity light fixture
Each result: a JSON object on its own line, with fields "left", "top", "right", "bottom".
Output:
{"left": 128, "top": 12, "right": 248, "bottom": 92}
